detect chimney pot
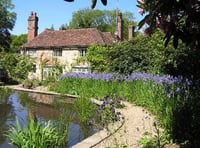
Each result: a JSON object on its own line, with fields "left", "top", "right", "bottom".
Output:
{"left": 28, "top": 12, "right": 38, "bottom": 42}
{"left": 116, "top": 12, "right": 123, "bottom": 41}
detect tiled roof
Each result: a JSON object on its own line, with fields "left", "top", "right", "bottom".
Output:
{"left": 23, "top": 28, "right": 114, "bottom": 48}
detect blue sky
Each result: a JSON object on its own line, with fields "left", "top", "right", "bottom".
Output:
{"left": 11, "top": 0, "right": 143, "bottom": 35}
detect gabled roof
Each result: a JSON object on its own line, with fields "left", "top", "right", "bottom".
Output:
{"left": 23, "top": 28, "right": 114, "bottom": 48}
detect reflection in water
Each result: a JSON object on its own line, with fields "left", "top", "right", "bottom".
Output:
{"left": 0, "top": 88, "right": 98, "bottom": 148}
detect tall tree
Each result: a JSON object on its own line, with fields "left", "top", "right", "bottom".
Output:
{"left": 0, "top": 0, "right": 16, "bottom": 52}
{"left": 10, "top": 34, "right": 27, "bottom": 53}
{"left": 61, "top": 8, "right": 134, "bottom": 40}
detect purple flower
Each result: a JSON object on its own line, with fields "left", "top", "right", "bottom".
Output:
{"left": 167, "top": 93, "right": 172, "bottom": 98}
{"left": 116, "top": 112, "right": 121, "bottom": 115}
{"left": 88, "top": 120, "right": 93, "bottom": 126}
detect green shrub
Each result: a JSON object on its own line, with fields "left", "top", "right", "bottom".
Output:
{"left": 22, "top": 79, "right": 33, "bottom": 89}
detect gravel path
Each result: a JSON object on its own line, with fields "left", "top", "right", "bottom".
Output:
{"left": 94, "top": 102, "right": 158, "bottom": 148}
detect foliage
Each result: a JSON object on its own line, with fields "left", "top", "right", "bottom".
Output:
{"left": 91, "top": 0, "right": 107, "bottom": 9}
{"left": 15, "top": 55, "right": 34, "bottom": 80}
{"left": 138, "top": 126, "right": 167, "bottom": 148}
{"left": 0, "top": 53, "right": 17, "bottom": 79}
{"left": 62, "top": 8, "right": 134, "bottom": 40}
{"left": 51, "top": 71, "right": 192, "bottom": 144}
{"left": 108, "top": 30, "right": 187, "bottom": 75}
{"left": 85, "top": 30, "right": 187, "bottom": 75}
{"left": 0, "top": 0, "right": 16, "bottom": 52}
{"left": 64, "top": 0, "right": 107, "bottom": 9}
{"left": 6, "top": 118, "right": 67, "bottom": 148}
{"left": 22, "top": 79, "right": 33, "bottom": 89}
{"left": 10, "top": 34, "right": 27, "bottom": 53}
{"left": 0, "top": 53, "right": 34, "bottom": 82}
{"left": 95, "top": 95, "right": 123, "bottom": 128}
{"left": 39, "top": 52, "right": 49, "bottom": 80}
{"left": 137, "top": 0, "right": 200, "bottom": 49}
{"left": 48, "top": 58, "right": 63, "bottom": 80}
{"left": 0, "top": 68, "right": 8, "bottom": 82}
{"left": 74, "top": 97, "right": 97, "bottom": 124}
{"left": 0, "top": 87, "right": 11, "bottom": 103}
{"left": 138, "top": 132, "right": 160, "bottom": 148}
{"left": 86, "top": 45, "right": 109, "bottom": 72}
{"left": 165, "top": 43, "right": 200, "bottom": 81}
{"left": 136, "top": 2, "right": 200, "bottom": 145}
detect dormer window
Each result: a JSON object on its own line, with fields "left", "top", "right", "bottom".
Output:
{"left": 53, "top": 48, "right": 62, "bottom": 57}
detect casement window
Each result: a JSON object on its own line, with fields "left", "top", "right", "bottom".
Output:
{"left": 43, "top": 66, "right": 52, "bottom": 80}
{"left": 27, "top": 49, "right": 36, "bottom": 57}
{"left": 53, "top": 48, "right": 62, "bottom": 57}
{"left": 79, "top": 48, "right": 86, "bottom": 57}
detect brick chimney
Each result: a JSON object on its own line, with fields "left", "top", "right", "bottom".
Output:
{"left": 28, "top": 12, "right": 38, "bottom": 42}
{"left": 128, "top": 21, "right": 135, "bottom": 40}
{"left": 116, "top": 12, "right": 123, "bottom": 41}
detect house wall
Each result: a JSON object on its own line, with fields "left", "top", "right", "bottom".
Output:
{"left": 27, "top": 47, "right": 88, "bottom": 80}
{"left": 28, "top": 49, "right": 52, "bottom": 80}
{"left": 62, "top": 48, "right": 79, "bottom": 72}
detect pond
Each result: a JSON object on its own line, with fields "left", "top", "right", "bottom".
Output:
{"left": 0, "top": 88, "right": 99, "bottom": 148}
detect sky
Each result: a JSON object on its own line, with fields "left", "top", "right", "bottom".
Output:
{"left": 11, "top": 0, "right": 143, "bottom": 35}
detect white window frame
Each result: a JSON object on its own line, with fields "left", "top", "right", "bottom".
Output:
{"left": 43, "top": 66, "right": 52, "bottom": 80}
{"left": 72, "top": 66, "right": 89, "bottom": 73}
{"left": 27, "top": 49, "right": 36, "bottom": 57}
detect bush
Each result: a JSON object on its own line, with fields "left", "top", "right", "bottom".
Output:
{"left": 22, "top": 79, "right": 33, "bottom": 89}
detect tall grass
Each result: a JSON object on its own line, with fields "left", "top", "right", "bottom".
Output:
{"left": 51, "top": 72, "right": 191, "bottom": 142}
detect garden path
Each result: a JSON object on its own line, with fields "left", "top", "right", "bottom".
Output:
{"left": 94, "top": 101, "right": 158, "bottom": 148}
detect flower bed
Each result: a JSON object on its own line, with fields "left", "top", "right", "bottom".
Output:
{"left": 51, "top": 72, "right": 191, "bottom": 142}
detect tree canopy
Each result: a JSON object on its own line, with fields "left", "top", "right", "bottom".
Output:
{"left": 10, "top": 34, "right": 27, "bottom": 53}
{"left": 61, "top": 8, "right": 134, "bottom": 40}
{"left": 137, "top": 0, "right": 200, "bottom": 49}
{"left": 0, "top": 0, "right": 16, "bottom": 52}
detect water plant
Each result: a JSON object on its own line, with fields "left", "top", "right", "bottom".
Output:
{"left": 74, "top": 96, "right": 97, "bottom": 124}
{"left": 6, "top": 117, "right": 67, "bottom": 148}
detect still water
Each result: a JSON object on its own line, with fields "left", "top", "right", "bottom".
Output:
{"left": 0, "top": 88, "right": 98, "bottom": 148}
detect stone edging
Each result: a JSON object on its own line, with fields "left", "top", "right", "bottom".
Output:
{"left": 2, "top": 85, "right": 125, "bottom": 148}
{"left": 72, "top": 98, "right": 125, "bottom": 148}
{"left": 72, "top": 115, "right": 125, "bottom": 148}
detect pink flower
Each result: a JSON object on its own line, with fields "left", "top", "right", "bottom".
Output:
{"left": 138, "top": 9, "right": 145, "bottom": 15}
{"left": 156, "top": 20, "right": 160, "bottom": 25}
